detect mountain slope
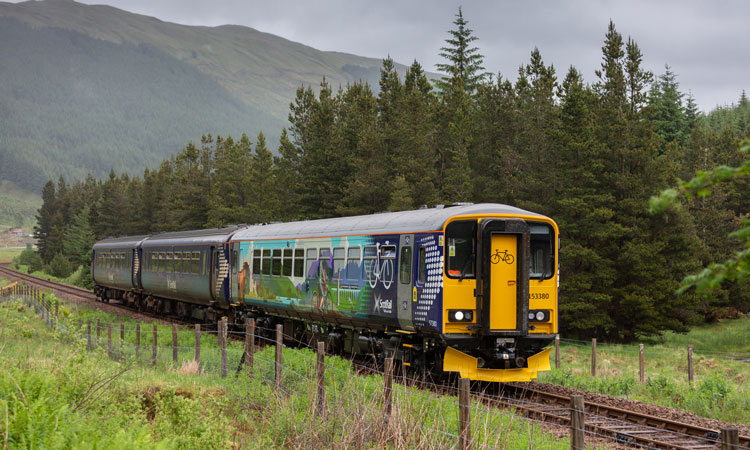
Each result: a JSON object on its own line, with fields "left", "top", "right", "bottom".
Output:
{"left": 0, "top": 0, "right": 423, "bottom": 225}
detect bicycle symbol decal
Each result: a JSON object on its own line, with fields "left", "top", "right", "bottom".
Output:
{"left": 490, "top": 249, "right": 514, "bottom": 265}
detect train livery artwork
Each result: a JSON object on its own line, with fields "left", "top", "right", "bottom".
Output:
{"left": 91, "top": 204, "right": 559, "bottom": 382}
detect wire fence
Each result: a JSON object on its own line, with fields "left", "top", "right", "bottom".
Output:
{"left": 1, "top": 282, "right": 748, "bottom": 450}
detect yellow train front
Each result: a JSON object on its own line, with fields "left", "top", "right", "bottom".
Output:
{"left": 437, "top": 208, "right": 558, "bottom": 382}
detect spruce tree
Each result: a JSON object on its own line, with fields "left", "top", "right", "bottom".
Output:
{"left": 435, "top": 7, "right": 489, "bottom": 95}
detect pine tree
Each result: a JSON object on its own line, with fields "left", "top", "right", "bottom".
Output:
{"left": 34, "top": 180, "right": 58, "bottom": 263}
{"left": 434, "top": 7, "right": 489, "bottom": 95}
{"left": 250, "top": 132, "right": 279, "bottom": 223}
{"left": 274, "top": 128, "right": 303, "bottom": 220}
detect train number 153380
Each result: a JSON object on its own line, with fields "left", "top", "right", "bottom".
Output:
{"left": 529, "top": 292, "right": 550, "bottom": 300}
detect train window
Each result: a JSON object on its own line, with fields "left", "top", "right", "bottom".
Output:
{"left": 262, "top": 249, "right": 271, "bottom": 275}
{"left": 333, "top": 248, "right": 345, "bottom": 278}
{"left": 175, "top": 252, "right": 183, "bottom": 273}
{"left": 305, "top": 248, "right": 317, "bottom": 277}
{"left": 192, "top": 252, "right": 200, "bottom": 274}
{"left": 164, "top": 253, "right": 171, "bottom": 273}
{"left": 294, "top": 249, "right": 304, "bottom": 277}
{"left": 529, "top": 223, "right": 554, "bottom": 280}
{"left": 319, "top": 248, "right": 331, "bottom": 272}
{"left": 282, "top": 249, "right": 293, "bottom": 277}
{"left": 418, "top": 247, "right": 426, "bottom": 284}
{"left": 380, "top": 245, "right": 396, "bottom": 259}
{"left": 253, "top": 249, "right": 261, "bottom": 275}
{"left": 272, "top": 249, "right": 282, "bottom": 276}
{"left": 232, "top": 250, "right": 238, "bottom": 275}
{"left": 363, "top": 245, "right": 377, "bottom": 280}
{"left": 346, "top": 247, "right": 361, "bottom": 281}
{"left": 446, "top": 220, "right": 477, "bottom": 279}
{"left": 399, "top": 246, "right": 412, "bottom": 284}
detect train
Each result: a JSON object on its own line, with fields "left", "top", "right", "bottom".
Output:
{"left": 92, "top": 203, "right": 559, "bottom": 382}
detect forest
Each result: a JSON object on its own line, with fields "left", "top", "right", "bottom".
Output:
{"left": 27, "top": 13, "right": 750, "bottom": 340}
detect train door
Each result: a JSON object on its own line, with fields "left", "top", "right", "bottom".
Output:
{"left": 479, "top": 219, "right": 529, "bottom": 335}
{"left": 209, "top": 246, "right": 218, "bottom": 302}
{"left": 397, "top": 234, "right": 415, "bottom": 330}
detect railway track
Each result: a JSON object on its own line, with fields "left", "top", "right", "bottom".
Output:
{"left": 0, "top": 264, "right": 96, "bottom": 300}
{"left": 488, "top": 384, "right": 750, "bottom": 449}
{"left": 3, "top": 264, "right": 748, "bottom": 449}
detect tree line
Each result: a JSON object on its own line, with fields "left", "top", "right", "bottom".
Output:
{"left": 29, "top": 11, "right": 750, "bottom": 340}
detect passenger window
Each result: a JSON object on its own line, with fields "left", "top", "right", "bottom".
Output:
{"left": 232, "top": 250, "right": 238, "bottom": 275}
{"left": 193, "top": 252, "right": 200, "bottom": 274}
{"left": 272, "top": 249, "right": 282, "bottom": 276}
{"left": 346, "top": 247, "right": 361, "bottom": 281}
{"left": 176, "top": 252, "right": 184, "bottom": 273}
{"left": 252, "top": 249, "right": 261, "bottom": 274}
{"left": 262, "top": 249, "right": 271, "bottom": 275}
{"left": 380, "top": 245, "right": 396, "bottom": 259}
{"left": 294, "top": 249, "right": 304, "bottom": 277}
{"left": 445, "top": 220, "right": 477, "bottom": 278}
{"left": 319, "top": 248, "right": 331, "bottom": 271}
{"left": 418, "top": 247, "right": 427, "bottom": 284}
{"left": 400, "top": 246, "right": 412, "bottom": 284}
{"left": 282, "top": 249, "right": 293, "bottom": 277}
{"left": 305, "top": 248, "right": 317, "bottom": 277}
{"left": 333, "top": 247, "right": 345, "bottom": 278}
{"left": 363, "top": 245, "right": 377, "bottom": 279}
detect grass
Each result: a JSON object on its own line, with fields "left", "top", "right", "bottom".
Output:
{"left": 539, "top": 318, "right": 750, "bottom": 424}
{"left": 0, "top": 248, "right": 24, "bottom": 264}
{"left": 0, "top": 290, "right": 578, "bottom": 449}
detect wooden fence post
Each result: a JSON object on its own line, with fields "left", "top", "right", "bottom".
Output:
{"left": 244, "top": 318, "right": 254, "bottom": 369}
{"left": 570, "top": 395, "right": 585, "bottom": 450}
{"left": 120, "top": 323, "right": 125, "bottom": 354}
{"left": 136, "top": 323, "right": 141, "bottom": 358}
{"left": 384, "top": 357, "right": 393, "bottom": 424}
{"left": 96, "top": 318, "right": 101, "bottom": 347}
{"left": 275, "top": 324, "right": 283, "bottom": 390}
{"left": 721, "top": 428, "right": 739, "bottom": 450}
{"left": 220, "top": 318, "right": 228, "bottom": 378}
{"left": 107, "top": 323, "right": 112, "bottom": 357}
{"left": 639, "top": 344, "right": 645, "bottom": 383}
{"left": 172, "top": 324, "right": 178, "bottom": 363}
{"left": 458, "top": 378, "right": 471, "bottom": 450}
{"left": 152, "top": 323, "right": 157, "bottom": 366}
{"left": 87, "top": 319, "right": 92, "bottom": 351}
{"left": 555, "top": 335, "right": 561, "bottom": 369}
{"left": 591, "top": 338, "right": 597, "bottom": 377}
{"left": 78, "top": 318, "right": 82, "bottom": 333}
{"left": 54, "top": 303, "right": 58, "bottom": 329}
{"left": 194, "top": 324, "right": 201, "bottom": 373}
{"left": 316, "top": 341, "right": 326, "bottom": 416}
{"left": 687, "top": 345, "right": 694, "bottom": 385}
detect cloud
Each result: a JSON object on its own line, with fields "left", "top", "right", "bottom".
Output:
{"left": 71, "top": 0, "right": 749, "bottom": 110}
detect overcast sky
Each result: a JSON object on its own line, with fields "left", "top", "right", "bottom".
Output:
{"left": 74, "top": 0, "right": 748, "bottom": 112}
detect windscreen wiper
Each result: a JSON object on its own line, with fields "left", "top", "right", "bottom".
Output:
{"left": 458, "top": 253, "right": 475, "bottom": 282}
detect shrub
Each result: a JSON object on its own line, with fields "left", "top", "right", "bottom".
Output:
{"left": 48, "top": 252, "right": 73, "bottom": 278}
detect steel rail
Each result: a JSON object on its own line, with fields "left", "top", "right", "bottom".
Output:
{"left": 494, "top": 384, "right": 750, "bottom": 450}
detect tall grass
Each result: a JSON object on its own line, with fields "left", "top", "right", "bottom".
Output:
{"left": 1, "top": 292, "right": 574, "bottom": 449}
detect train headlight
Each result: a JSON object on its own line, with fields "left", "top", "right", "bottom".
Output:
{"left": 528, "top": 309, "right": 550, "bottom": 322}
{"left": 449, "top": 310, "right": 474, "bottom": 322}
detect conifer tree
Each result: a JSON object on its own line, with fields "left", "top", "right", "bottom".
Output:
{"left": 435, "top": 7, "right": 489, "bottom": 95}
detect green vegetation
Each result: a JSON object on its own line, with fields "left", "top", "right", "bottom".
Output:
{"left": 0, "top": 248, "right": 24, "bottom": 264}
{"left": 539, "top": 315, "right": 750, "bottom": 424}
{"left": 0, "top": 180, "right": 41, "bottom": 228}
{"left": 0, "top": 291, "right": 572, "bottom": 449}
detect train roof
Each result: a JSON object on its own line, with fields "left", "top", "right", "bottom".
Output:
{"left": 141, "top": 225, "right": 245, "bottom": 247}
{"left": 232, "top": 203, "right": 547, "bottom": 241}
{"left": 93, "top": 235, "right": 150, "bottom": 249}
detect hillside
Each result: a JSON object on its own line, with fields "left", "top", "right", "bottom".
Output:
{"left": 0, "top": 0, "right": 418, "bottom": 223}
